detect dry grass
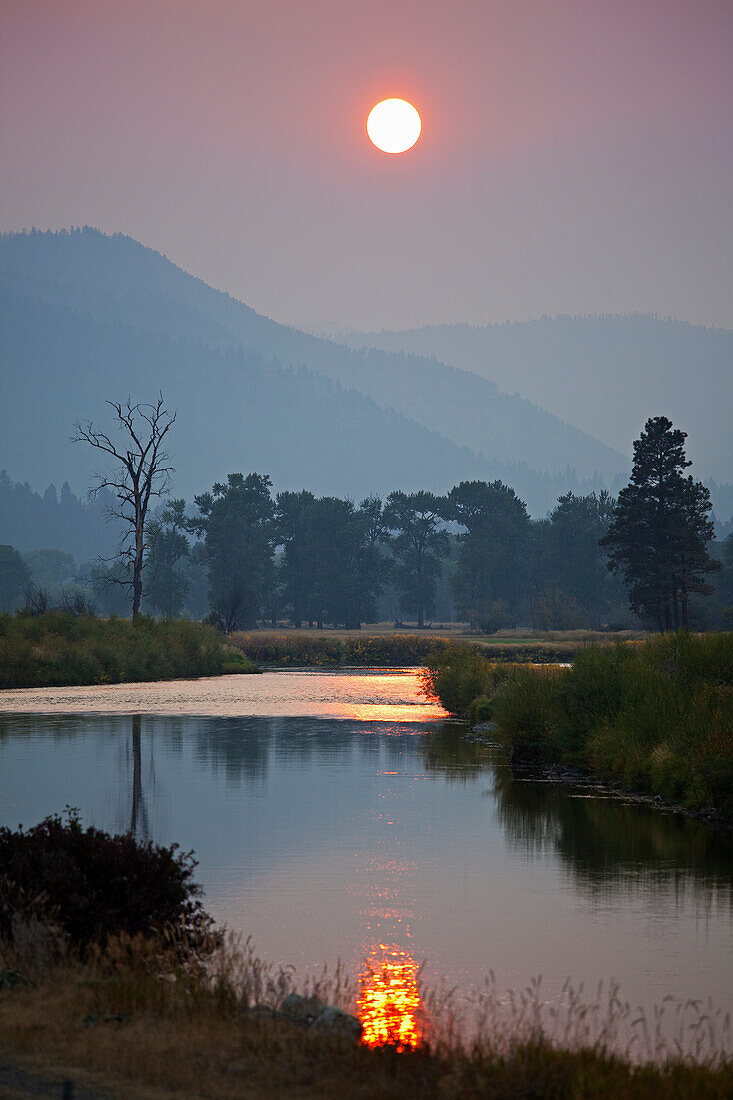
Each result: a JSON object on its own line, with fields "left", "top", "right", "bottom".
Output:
{"left": 1, "top": 931, "right": 732, "bottom": 1099}
{"left": 228, "top": 625, "right": 642, "bottom": 669}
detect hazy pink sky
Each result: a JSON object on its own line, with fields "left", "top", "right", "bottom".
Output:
{"left": 1, "top": 0, "right": 731, "bottom": 330}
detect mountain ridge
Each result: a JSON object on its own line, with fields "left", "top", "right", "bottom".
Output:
{"left": 0, "top": 228, "right": 627, "bottom": 488}
{"left": 333, "top": 315, "right": 732, "bottom": 482}
{"left": 0, "top": 272, "right": 609, "bottom": 514}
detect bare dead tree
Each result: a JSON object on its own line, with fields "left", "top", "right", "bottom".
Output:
{"left": 73, "top": 396, "right": 176, "bottom": 618}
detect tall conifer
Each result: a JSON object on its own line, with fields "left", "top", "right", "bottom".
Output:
{"left": 601, "top": 417, "right": 719, "bottom": 630}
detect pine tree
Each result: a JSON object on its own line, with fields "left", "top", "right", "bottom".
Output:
{"left": 601, "top": 417, "right": 720, "bottom": 630}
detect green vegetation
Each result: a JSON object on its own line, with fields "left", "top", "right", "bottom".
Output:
{"left": 74, "top": 396, "right": 177, "bottom": 619}
{"left": 0, "top": 612, "right": 256, "bottom": 689}
{"left": 144, "top": 497, "right": 191, "bottom": 617}
{"left": 276, "top": 490, "right": 387, "bottom": 630}
{"left": 8, "top": 416, "right": 733, "bottom": 630}
{"left": 427, "top": 632, "right": 733, "bottom": 815}
{"left": 383, "top": 490, "right": 450, "bottom": 628}
{"left": 192, "top": 472, "right": 276, "bottom": 631}
{"left": 230, "top": 629, "right": 641, "bottom": 670}
{"left": 0, "top": 544, "right": 30, "bottom": 612}
{"left": 229, "top": 630, "right": 454, "bottom": 667}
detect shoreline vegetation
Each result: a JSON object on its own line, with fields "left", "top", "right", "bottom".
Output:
{"left": 0, "top": 612, "right": 257, "bottom": 689}
{"left": 425, "top": 632, "right": 733, "bottom": 820}
{"left": 227, "top": 627, "right": 645, "bottom": 668}
{"left": 1, "top": 812, "right": 730, "bottom": 1099}
{"left": 2, "top": 952, "right": 732, "bottom": 1099}
{"left": 0, "top": 615, "right": 648, "bottom": 689}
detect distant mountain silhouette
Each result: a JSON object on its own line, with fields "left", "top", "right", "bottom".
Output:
{"left": 1, "top": 228, "right": 627, "bottom": 514}
{"left": 335, "top": 316, "right": 733, "bottom": 483}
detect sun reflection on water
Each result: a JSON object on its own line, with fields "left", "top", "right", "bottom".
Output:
{"left": 357, "top": 943, "right": 424, "bottom": 1050}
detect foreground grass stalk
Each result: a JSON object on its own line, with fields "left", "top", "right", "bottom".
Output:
{"left": 1, "top": 933, "right": 731, "bottom": 1099}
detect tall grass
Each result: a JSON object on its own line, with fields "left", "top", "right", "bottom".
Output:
{"left": 0, "top": 612, "right": 257, "bottom": 688}
{"left": 1, "top": 930, "right": 731, "bottom": 1098}
{"left": 427, "top": 633, "right": 733, "bottom": 815}
{"left": 229, "top": 630, "right": 584, "bottom": 669}
{"left": 229, "top": 630, "right": 454, "bottom": 667}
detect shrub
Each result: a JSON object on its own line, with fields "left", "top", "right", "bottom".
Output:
{"left": 0, "top": 811, "right": 212, "bottom": 953}
{"left": 424, "top": 647, "right": 547, "bottom": 718}
{"left": 468, "top": 695, "right": 494, "bottom": 725}
{"left": 422, "top": 646, "right": 494, "bottom": 716}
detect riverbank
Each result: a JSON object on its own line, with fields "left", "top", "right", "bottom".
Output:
{"left": 227, "top": 627, "right": 637, "bottom": 668}
{"left": 1, "top": 946, "right": 731, "bottom": 1099}
{"left": 0, "top": 613, "right": 257, "bottom": 689}
{"left": 427, "top": 632, "right": 733, "bottom": 818}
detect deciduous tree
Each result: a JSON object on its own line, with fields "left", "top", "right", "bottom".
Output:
{"left": 145, "top": 499, "right": 190, "bottom": 618}
{"left": 384, "top": 491, "right": 449, "bottom": 628}
{"left": 447, "top": 480, "right": 530, "bottom": 631}
{"left": 74, "top": 395, "right": 176, "bottom": 618}
{"left": 192, "top": 473, "right": 274, "bottom": 631}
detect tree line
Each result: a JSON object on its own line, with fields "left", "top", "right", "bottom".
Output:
{"left": 2, "top": 407, "right": 729, "bottom": 632}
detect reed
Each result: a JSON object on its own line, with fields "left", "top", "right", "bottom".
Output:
{"left": 0, "top": 611, "right": 257, "bottom": 688}
{"left": 427, "top": 633, "right": 733, "bottom": 815}
{"left": 229, "top": 630, "right": 454, "bottom": 667}
{"left": 229, "top": 629, "right": 587, "bottom": 669}
{"left": 1, "top": 930, "right": 731, "bottom": 1099}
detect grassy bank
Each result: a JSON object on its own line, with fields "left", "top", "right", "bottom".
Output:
{"left": 426, "top": 633, "right": 733, "bottom": 816}
{"left": 229, "top": 630, "right": 454, "bottom": 667}
{"left": 227, "top": 628, "right": 624, "bottom": 668}
{"left": 0, "top": 612, "right": 257, "bottom": 689}
{"left": 1, "top": 940, "right": 731, "bottom": 1099}
{"left": 2, "top": 817, "right": 729, "bottom": 1097}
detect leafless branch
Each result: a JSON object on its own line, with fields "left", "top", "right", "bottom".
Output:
{"left": 73, "top": 393, "right": 177, "bottom": 617}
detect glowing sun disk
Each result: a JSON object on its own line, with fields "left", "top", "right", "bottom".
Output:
{"left": 367, "top": 99, "right": 421, "bottom": 154}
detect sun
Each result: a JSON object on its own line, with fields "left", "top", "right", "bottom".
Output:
{"left": 367, "top": 99, "right": 421, "bottom": 154}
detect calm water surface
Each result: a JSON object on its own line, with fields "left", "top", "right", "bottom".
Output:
{"left": 1, "top": 668, "right": 731, "bottom": 1043}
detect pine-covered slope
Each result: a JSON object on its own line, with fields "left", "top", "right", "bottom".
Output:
{"left": 0, "top": 229, "right": 627, "bottom": 505}
{"left": 336, "top": 316, "right": 733, "bottom": 483}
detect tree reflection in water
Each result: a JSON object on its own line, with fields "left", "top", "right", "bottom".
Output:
{"left": 420, "top": 723, "right": 488, "bottom": 781}
{"left": 493, "top": 766, "right": 733, "bottom": 896}
{"left": 128, "top": 714, "right": 150, "bottom": 840}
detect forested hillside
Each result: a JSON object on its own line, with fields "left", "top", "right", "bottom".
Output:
{"left": 0, "top": 472, "right": 115, "bottom": 559}
{"left": 0, "top": 228, "right": 626, "bottom": 509}
{"left": 336, "top": 315, "right": 733, "bottom": 483}
{"left": 0, "top": 284, "right": 612, "bottom": 515}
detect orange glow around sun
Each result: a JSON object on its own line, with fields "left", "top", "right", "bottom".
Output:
{"left": 357, "top": 944, "right": 424, "bottom": 1049}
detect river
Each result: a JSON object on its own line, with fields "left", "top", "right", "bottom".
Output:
{"left": 1, "top": 667, "right": 731, "bottom": 1052}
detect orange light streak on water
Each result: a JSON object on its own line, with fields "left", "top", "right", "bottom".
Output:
{"left": 357, "top": 944, "right": 424, "bottom": 1050}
